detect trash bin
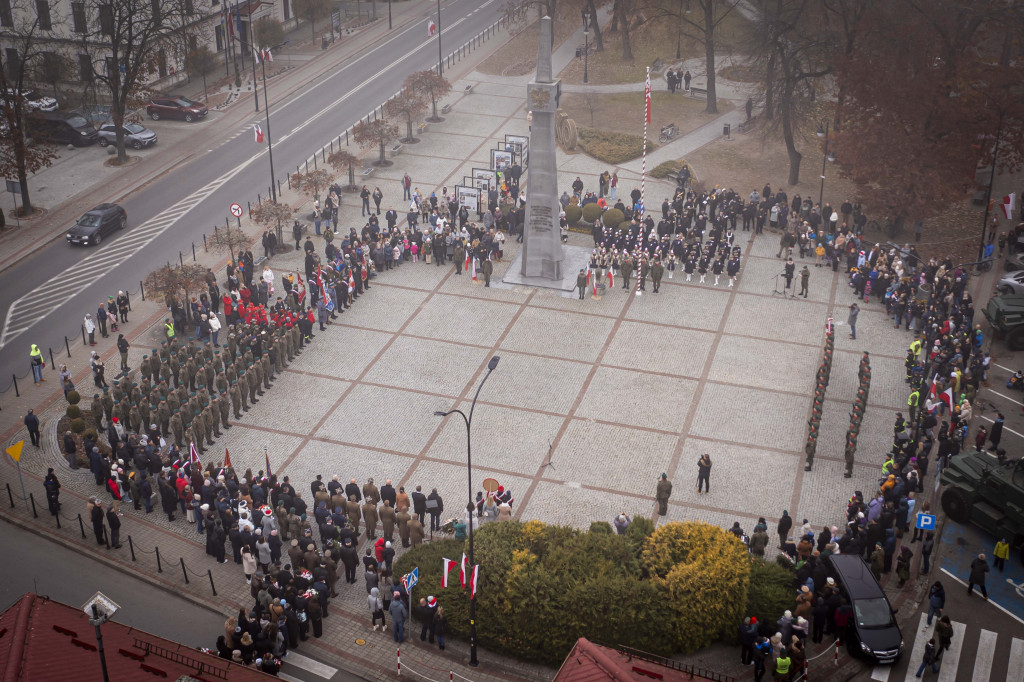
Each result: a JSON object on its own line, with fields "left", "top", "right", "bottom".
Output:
{"left": 723, "top": 124, "right": 731, "bottom": 137}
{"left": 321, "top": 36, "right": 329, "bottom": 50}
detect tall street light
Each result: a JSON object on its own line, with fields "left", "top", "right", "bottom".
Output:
{"left": 436, "top": 0, "right": 443, "bottom": 75}
{"left": 433, "top": 354, "right": 500, "bottom": 667}
{"left": 257, "top": 42, "right": 283, "bottom": 203}
{"left": 581, "top": 9, "right": 592, "bottom": 84}
{"left": 816, "top": 121, "right": 836, "bottom": 209}
{"left": 83, "top": 592, "right": 119, "bottom": 682}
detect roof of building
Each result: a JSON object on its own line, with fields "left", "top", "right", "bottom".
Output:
{"left": 0, "top": 593, "right": 271, "bottom": 681}
{"left": 554, "top": 638, "right": 727, "bottom": 682}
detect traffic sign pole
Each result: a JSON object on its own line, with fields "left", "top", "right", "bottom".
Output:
{"left": 7, "top": 441, "right": 27, "bottom": 512}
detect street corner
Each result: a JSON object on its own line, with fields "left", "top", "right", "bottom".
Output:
{"left": 939, "top": 518, "right": 1024, "bottom": 625}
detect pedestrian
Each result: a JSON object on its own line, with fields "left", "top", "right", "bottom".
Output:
{"left": 993, "top": 538, "right": 1010, "bottom": 571}
{"left": 914, "top": 638, "right": 938, "bottom": 678}
{"left": 388, "top": 591, "right": 407, "bottom": 642}
{"left": 576, "top": 269, "right": 588, "bottom": 300}
{"left": 799, "top": 266, "right": 809, "bottom": 298}
{"left": 84, "top": 313, "right": 97, "bottom": 345}
{"left": 418, "top": 596, "right": 437, "bottom": 643}
{"left": 921, "top": 531, "right": 934, "bottom": 574}
{"left": 44, "top": 468, "right": 61, "bottom": 515}
{"left": 96, "top": 302, "right": 108, "bottom": 338}
{"left": 30, "top": 344, "right": 45, "bottom": 385}
{"left": 777, "top": 510, "right": 793, "bottom": 548}
{"left": 656, "top": 473, "right": 672, "bottom": 516}
{"left": 88, "top": 497, "right": 106, "bottom": 545}
{"left": 752, "top": 636, "right": 770, "bottom": 682}
{"left": 24, "top": 408, "right": 40, "bottom": 447}
{"left": 116, "top": 333, "right": 130, "bottom": 373}
{"left": 613, "top": 513, "right": 631, "bottom": 535}
{"left": 966, "top": 552, "right": 989, "bottom": 599}
{"left": 58, "top": 364, "right": 73, "bottom": 397}
{"left": 987, "top": 413, "right": 1004, "bottom": 450}
{"left": 934, "top": 615, "right": 953, "bottom": 662}
{"left": 683, "top": 70, "right": 692, "bottom": 91}
{"left": 773, "top": 647, "right": 791, "bottom": 681}
{"left": 433, "top": 606, "right": 449, "bottom": 651}
{"left": 739, "top": 616, "right": 757, "bottom": 665}
{"left": 106, "top": 502, "right": 122, "bottom": 548}
{"left": 848, "top": 303, "right": 859, "bottom": 340}
{"left": 116, "top": 291, "right": 129, "bottom": 323}
{"left": 696, "top": 453, "right": 712, "bottom": 494}
{"left": 369, "top": 586, "right": 387, "bottom": 631}
{"left": 926, "top": 580, "right": 944, "bottom": 626}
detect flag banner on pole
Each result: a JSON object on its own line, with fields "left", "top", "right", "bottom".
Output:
{"left": 644, "top": 69, "right": 652, "bottom": 124}
{"left": 441, "top": 557, "right": 457, "bottom": 588}
{"left": 263, "top": 48, "right": 273, "bottom": 63}
{"left": 348, "top": 270, "right": 355, "bottom": 293}
{"left": 470, "top": 564, "right": 479, "bottom": 599}
{"left": 428, "top": 19, "right": 437, "bottom": 36}
{"left": 265, "top": 450, "right": 273, "bottom": 477}
{"left": 253, "top": 47, "right": 261, "bottom": 63}
{"left": 607, "top": 268, "right": 614, "bottom": 289}
{"left": 464, "top": 249, "right": 471, "bottom": 272}
{"left": 1003, "top": 193, "right": 1016, "bottom": 220}
{"left": 592, "top": 271, "right": 598, "bottom": 296}
{"left": 471, "top": 256, "right": 477, "bottom": 282}
{"left": 254, "top": 124, "right": 263, "bottom": 143}
{"left": 189, "top": 442, "right": 202, "bottom": 468}
{"left": 459, "top": 553, "right": 467, "bottom": 588}
{"left": 224, "top": 448, "right": 233, "bottom": 468}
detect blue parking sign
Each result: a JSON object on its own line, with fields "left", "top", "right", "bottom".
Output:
{"left": 915, "top": 513, "right": 936, "bottom": 530}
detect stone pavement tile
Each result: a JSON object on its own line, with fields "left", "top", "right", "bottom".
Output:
{"left": 546, "top": 421, "right": 678, "bottom": 493}
{"left": 337, "top": 283, "right": 429, "bottom": 333}
{"left": 738, "top": 253, "right": 831, "bottom": 303}
{"left": 282, "top": 439, "right": 415, "bottom": 497}
{"left": 371, "top": 259, "right": 452, "bottom": 292}
{"left": 724, "top": 292, "right": 827, "bottom": 341}
{"left": 828, "top": 349, "right": 906, "bottom": 410}
{"left": 476, "top": 351, "right": 590, "bottom": 415}
{"left": 288, "top": 326, "right": 393, "bottom": 381}
{"left": 709, "top": 335, "right": 819, "bottom": 395}
{"left": 531, "top": 285, "right": 630, "bottom": 317}
{"left": 441, "top": 93, "right": 520, "bottom": 118}
{"left": 523, "top": 481, "right": 653, "bottom": 528}
{"left": 626, "top": 280, "right": 731, "bottom": 331}
{"left": 364, "top": 336, "right": 491, "bottom": 397}
{"left": 425, "top": 402, "right": 563, "bottom": 476}
{"left": 315, "top": 384, "right": 451, "bottom": 454}
{"left": 689, "top": 382, "right": 806, "bottom": 452}
{"left": 235, "top": 372, "right": 345, "bottom": 436}
{"left": 217, "top": 426, "right": 307, "bottom": 475}
{"left": 403, "top": 293, "right": 522, "bottom": 347}
{"left": 662, "top": 502, "right": 759, "bottom": 533}
{"left": 603, "top": 321, "right": 714, "bottom": 379}
{"left": 500, "top": 307, "right": 615, "bottom": 363}
{"left": 441, "top": 270, "right": 533, "bottom": 304}
{"left": 376, "top": 150, "right": 465, "bottom": 188}
{"left": 677, "top": 437, "right": 798, "bottom": 518}
{"left": 832, "top": 292, "right": 911, "bottom": 358}
{"left": 403, "top": 459, "right": 534, "bottom": 516}
{"left": 746, "top": 231, "right": 787, "bottom": 259}
{"left": 798, "top": 458, "right": 882, "bottom": 530}
{"left": 430, "top": 108, "right": 514, "bottom": 137}
{"left": 576, "top": 366, "right": 697, "bottom": 432}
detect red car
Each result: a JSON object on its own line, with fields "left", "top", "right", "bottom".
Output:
{"left": 146, "top": 95, "right": 208, "bottom": 122}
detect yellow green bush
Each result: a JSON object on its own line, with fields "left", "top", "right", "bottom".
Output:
{"left": 581, "top": 202, "right": 603, "bottom": 223}
{"left": 600, "top": 207, "right": 624, "bottom": 228}
{"left": 564, "top": 204, "right": 583, "bottom": 226}
{"left": 578, "top": 128, "right": 654, "bottom": 165}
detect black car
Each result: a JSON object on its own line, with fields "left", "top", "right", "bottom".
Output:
{"left": 66, "top": 203, "right": 127, "bottom": 246}
{"left": 827, "top": 554, "right": 904, "bottom": 665}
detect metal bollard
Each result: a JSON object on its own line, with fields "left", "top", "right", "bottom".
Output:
{"left": 305, "top": 160, "right": 309, "bottom": 173}
{"left": 125, "top": 291, "right": 131, "bottom": 310}
{"left": 180, "top": 557, "right": 190, "bottom": 584}
{"left": 6, "top": 483, "right": 13, "bottom": 508}
{"left": 203, "top": 234, "right": 207, "bottom": 251}
{"left": 313, "top": 154, "right": 317, "bottom": 169}
{"left": 192, "top": 243, "right": 196, "bottom": 261}
{"left": 258, "top": 193, "right": 261, "bottom": 204}
{"left": 55, "top": 511, "right": 61, "bottom": 528}
{"left": 278, "top": 179, "right": 282, "bottom": 196}
{"left": 179, "top": 251, "right": 184, "bottom": 266}
{"left": 77, "top": 513, "right": 86, "bottom": 538}
{"left": 156, "top": 546, "right": 163, "bottom": 573}
{"left": 346, "top": 130, "right": 349, "bottom": 146}
{"left": 140, "top": 281, "right": 145, "bottom": 301}
{"left": 129, "top": 535, "right": 136, "bottom": 561}
{"left": 65, "top": 336, "right": 71, "bottom": 357}
{"left": 29, "top": 493, "right": 37, "bottom": 518}
{"left": 208, "top": 569, "right": 217, "bottom": 596}
{"left": 247, "top": 201, "right": 251, "bottom": 214}
{"left": 13, "top": 374, "right": 18, "bottom": 397}
{"left": 330, "top": 139, "right": 334, "bottom": 153}
{"left": 49, "top": 348, "right": 55, "bottom": 369}
{"left": 287, "top": 173, "right": 291, "bottom": 190}
{"left": 81, "top": 324, "right": 87, "bottom": 345}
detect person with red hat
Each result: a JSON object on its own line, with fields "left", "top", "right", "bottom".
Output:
{"left": 418, "top": 596, "right": 438, "bottom": 644}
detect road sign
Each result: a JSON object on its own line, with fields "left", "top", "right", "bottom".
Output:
{"left": 402, "top": 567, "right": 419, "bottom": 591}
{"left": 6, "top": 440, "right": 23, "bottom": 462}
{"left": 229, "top": 203, "right": 243, "bottom": 217}
{"left": 916, "top": 513, "right": 936, "bottom": 530}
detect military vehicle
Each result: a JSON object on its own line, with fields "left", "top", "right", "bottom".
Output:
{"left": 940, "top": 449, "right": 1024, "bottom": 546}
{"left": 983, "top": 293, "right": 1024, "bottom": 350}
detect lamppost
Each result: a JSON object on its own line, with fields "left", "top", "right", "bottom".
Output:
{"left": 83, "top": 592, "right": 119, "bottom": 682}
{"left": 257, "top": 42, "right": 284, "bottom": 203}
{"left": 433, "top": 355, "right": 500, "bottom": 668}
{"left": 246, "top": 10, "right": 259, "bottom": 112}
{"left": 581, "top": 9, "right": 592, "bottom": 84}
{"left": 436, "top": 0, "right": 443, "bottom": 75}
{"left": 676, "top": 0, "right": 691, "bottom": 60}
{"left": 388, "top": 0, "right": 392, "bottom": 29}
{"left": 816, "top": 121, "right": 836, "bottom": 209}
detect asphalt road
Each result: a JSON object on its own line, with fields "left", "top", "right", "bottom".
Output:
{"left": 0, "top": 0, "right": 502, "bottom": 377}
{"left": 0, "top": 519, "right": 365, "bottom": 681}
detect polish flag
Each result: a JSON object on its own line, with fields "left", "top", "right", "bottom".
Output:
{"left": 441, "top": 557, "right": 457, "bottom": 588}
{"left": 592, "top": 271, "right": 598, "bottom": 297}
{"left": 348, "top": 269, "right": 355, "bottom": 293}
{"left": 263, "top": 48, "right": 274, "bottom": 63}
{"left": 459, "top": 553, "right": 467, "bottom": 588}
{"left": 223, "top": 448, "right": 233, "bottom": 469}
{"left": 471, "top": 256, "right": 477, "bottom": 282}
{"left": 189, "top": 442, "right": 202, "bottom": 468}
{"left": 607, "top": 269, "right": 614, "bottom": 288}
{"left": 254, "top": 124, "right": 264, "bottom": 144}
{"left": 470, "top": 564, "right": 479, "bottom": 599}
{"left": 464, "top": 249, "right": 470, "bottom": 273}
{"left": 1002, "top": 193, "right": 1016, "bottom": 220}
{"left": 940, "top": 386, "right": 954, "bottom": 409}
{"left": 427, "top": 19, "right": 437, "bottom": 36}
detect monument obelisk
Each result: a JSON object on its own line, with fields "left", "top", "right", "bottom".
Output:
{"left": 521, "top": 16, "right": 564, "bottom": 280}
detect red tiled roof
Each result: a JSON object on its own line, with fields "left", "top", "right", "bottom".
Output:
{"left": 0, "top": 593, "right": 271, "bottom": 681}
{"left": 554, "top": 638, "right": 721, "bottom": 682}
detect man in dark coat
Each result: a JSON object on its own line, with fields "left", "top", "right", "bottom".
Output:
{"left": 411, "top": 486, "right": 427, "bottom": 524}
{"left": 24, "top": 409, "right": 40, "bottom": 447}
{"left": 158, "top": 474, "right": 178, "bottom": 521}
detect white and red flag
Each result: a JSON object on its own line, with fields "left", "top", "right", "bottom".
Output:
{"left": 189, "top": 441, "right": 202, "bottom": 468}
{"left": 459, "top": 553, "right": 467, "bottom": 588}
{"left": 1002, "top": 193, "right": 1016, "bottom": 220}
{"left": 607, "top": 268, "right": 614, "bottom": 288}
{"left": 470, "top": 564, "right": 479, "bottom": 599}
{"left": 253, "top": 124, "right": 264, "bottom": 144}
{"left": 427, "top": 19, "right": 437, "bottom": 36}
{"left": 441, "top": 557, "right": 457, "bottom": 587}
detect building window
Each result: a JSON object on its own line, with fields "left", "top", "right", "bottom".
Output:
{"left": 99, "top": 4, "right": 113, "bottom": 35}
{"left": 0, "top": 0, "right": 13, "bottom": 28}
{"left": 78, "top": 53, "right": 93, "bottom": 82}
{"left": 72, "top": 2, "right": 87, "bottom": 33}
{"left": 36, "top": 0, "right": 51, "bottom": 30}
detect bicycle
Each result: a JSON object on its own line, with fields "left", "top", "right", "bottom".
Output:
{"left": 659, "top": 123, "right": 678, "bottom": 144}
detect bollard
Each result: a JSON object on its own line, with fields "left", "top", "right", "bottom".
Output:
{"left": 180, "top": 557, "right": 190, "bottom": 583}
{"left": 6, "top": 483, "right": 13, "bottom": 508}
{"left": 65, "top": 336, "right": 71, "bottom": 357}
{"left": 129, "top": 535, "right": 136, "bottom": 561}
{"left": 49, "top": 348, "right": 55, "bottom": 369}
{"left": 247, "top": 201, "right": 251, "bottom": 214}
{"left": 12, "top": 374, "right": 18, "bottom": 397}
{"left": 330, "top": 139, "right": 334, "bottom": 153}
{"left": 346, "top": 130, "right": 349, "bottom": 146}
{"left": 29, "top": 493, "right": 37, "bottom": 518}
{"left": 237, "top": 213, "right": 242, "bottom": 228}
{"left": 156, "top": 546, "right": 163, "bottom": 573}
{"left": 192, "top": 243, "right": 196, "bottom": 261}
{"left": 77, "top": 513, "right": 86, "bottom": 538}
{"left": 278, "top": 179, "right": 282, "bottom": 196}
{"left": 81, "top": 324, "right": 87, "bottom": 345}
{"left": 305, "top": 160, "right": 309, "bottom": 173}
{"left": 140, "top": 281, "right": 145, "bottom": 301}
{"left": 55, "top": 511, "right": 60, "bottom": 528}
{"left": 203, "top": 233, "right": 207, "bottom": 251}
{"left": 125, "top": 291, "right": 131, "bottom": 311}
{"left": 313, "top": 154, "right": 317, "bottom": 169}
{"left": 208, "top": 569, "right": 217, "bottom": 596}
{"left": 179, "top": 251, "right": 184, "bottom": 266}
{"left": 287, "top": 173, "right": 291, "bottom": 190}
{"left": 258, "top": 193, "right": 261, "bottom": 204}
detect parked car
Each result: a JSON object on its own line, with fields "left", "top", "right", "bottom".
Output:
{"left": 66, "top": 203, "right": 127, "bottom": 246}
{"left": 25, "top": 111, "right": 98, "bottom": 146}
{"left": 98, "top": 121, "right": 158, "bottom": 149}
{"left": 146, "top": 95, "right": 207, "bottom": 122}
{"left": 996, "top": 270, "right": 1024, "bottom": 295}
{"left": 4, "top": 88, "right": 57, "bottom": 112}
{"left": 826, "top": 554, "right": 903, "bottom": 665}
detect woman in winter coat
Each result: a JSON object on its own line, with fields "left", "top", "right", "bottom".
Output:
{"left": 242, "top": 546, "right": 257, "bottom": 584}
{"left": 256, "top": 536, "right": 272, "bottom": 572}
{"left": 158, "top": 475, "right": 177, "bottom": 521}
{"left": 307, "top": 597, "right": 323, "bottom": 638}
{"left": 368, "top": 587, "right": 387, "bottom": 631}
{"left": 794, "top": 585, "right": 813, "bottom": 619}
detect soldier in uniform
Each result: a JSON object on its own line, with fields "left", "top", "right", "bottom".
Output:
{"left": 230, "top": 381, "right": 243, "bottom": 418}
{"left": 346, "top": 495, "right": 362, "bottom": 536}
{"left": 90, "top": 393, "right": 105, "bottom": 432}
{"left": 217, "top": 392, "right": 231, "bottom": 430}
{"left": 205, "top": 403, "right": 220, "bottom": 441}
{"left": 481, "top": 255, "right": 493, "bottom": 287}
{"left": 362, "top": 499, "right": 379, "bottom": 540}
{"left": 408, "top": 516, "right": 425, "bottom": 547}
{"left": 651, "top": 259, "right": 664, "bottom": 293}
{"left": 157, "top": 399, "right": 170, "bottom": 436}
{"left": 380, "top": 500, "right": 396, "bottom": 542}
{"left": 191, "top": 410, "right": 206, "bottom": 454}
{"left": 575, "top": 269, "right": 587, "bottom": 300}
{"left": 397, "top": 506, "right": 411, "bottom": 547}
{"left": 101, "top": 388, "right": 114, "bottom": 423}
{"left": 170, "top": 409, "right": 183, "bottom": 447}
{"left": 844, "top": 437, "right": 856, "bottom": 478}
{"left": 620, "top": 255, "right": 634, "bottom": 290}
{"left": 253, "top": 361, "right": 265, "bottom": 398}
{"left": 261, "top": 352, "right": 272, "bottom": 389}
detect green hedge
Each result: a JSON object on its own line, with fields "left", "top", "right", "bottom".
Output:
{"left": 581, "top": 203, "right": 603, "bottom": 224}
{"left": 601, "top": 207, "right": 624, "bottom": 228}
{"left": 564, "top": 204, "right": 583, "bottom": 226}
{"left": 746, "top": 558, "right": 797, "bottom": 636}
{"left": 578, "top": 128, "right": 655, "bottom": 164}
{"left": 394, "top": 520, "right": 751, "bottom": 667}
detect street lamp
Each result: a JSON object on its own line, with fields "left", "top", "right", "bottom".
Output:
{"left": 83, "top": 592, "right": 120, "bottom": 682}
{"left": 256, "top": 42, "right": 284, "bottom": 203}
{"left": 816, "top": 121, "right": 836, "bottom": 209}
{"left": 676, "top": 0, "right": 691, "bottom": 60}
{"left": 581, "top": 9, "right": 592, "bottom": 84}
{"left": 436, "top": 0, "right": 443, "bottom": 75}
{"left": 433, "top": 354, "right": 500, "bottom": 667}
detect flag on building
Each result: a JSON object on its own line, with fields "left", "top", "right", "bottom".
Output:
{"left": 253, "top": 124, "right": 263, "bottom": 144}
{"left": 1003, "top": 193, "right": 1016, "bottom": 220}
{"left": 459, "top": 553, "right": 467, "bottom": 588}
{"left": 223, "top": 6, "right": 234, "bottom": 39}
{"left": 470, "top": 564, "right": 479, "bottom": 599}
{"left": 189, "top": 442, "right": 202, "bottom": 468}
{"left": 441, "top": 557, "right": 457, "bottom": 588}
{"left": 427, "top": 19, "right": 437, "bottom": 36}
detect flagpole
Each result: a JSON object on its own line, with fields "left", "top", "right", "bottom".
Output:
{"left": 259, "top": 53, "right": 277, "bottom": 203}
{"left": 247, "top": 6, "right": 259, "bottom": 112}
{"left": 436, "top": 0, "right": 443, "bottom": 75}
{"left": 638, "top": 66, "right": 650, "bottom": 296}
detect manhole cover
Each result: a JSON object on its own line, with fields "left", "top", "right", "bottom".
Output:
{"left": 355, "top": 638, "right": 366, "bottom": 646}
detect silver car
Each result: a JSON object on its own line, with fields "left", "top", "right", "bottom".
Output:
{"left": 997, "top": 270, "right": 1024, "bottom": 295}
{"left": 97, "top": 122, "right": 158, "bottom": 149}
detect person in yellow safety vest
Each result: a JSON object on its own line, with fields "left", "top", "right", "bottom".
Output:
{"left": 882, "top": 456, "right": 897, "bottom": 476}
{"left": 29, "top": 344, "right": 45, "bottom": 385}
{"left": 773, "top": 649, "right": 792, "bottom": 681}
{"left": 907, "top": 388, "right": 920, "bottom": 423}
{"left": 909, "top": 338, "right": 922, "bottom": 357}
{"left": 164, "top": 318, "right": 175, "bottom": 340}
{"left": 893, "top": 412, "right": 909, "bottom": 443}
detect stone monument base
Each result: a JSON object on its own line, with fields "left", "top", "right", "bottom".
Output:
{"left": 502, "top": 244, "right": 593, "bottom": 293}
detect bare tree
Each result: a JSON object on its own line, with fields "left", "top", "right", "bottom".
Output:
{"left": 328, "top": 150, "right": 360, "bottom": 190}
{"left": 209, "top": 225, "right": 250, "bottom": 262}
{"left": 292, "top": 0, "right": 332, "bottom": 40}
{"left": 405, "top": 70, "right": 452, "bottom": 122}
{"left": 185, "top": 47, "right": 217, "bottom": 104}
{"left": 254, "top": 17, "right": 285, "bottom": 48}
{"left": 673, "top": 0, "right": 741, "bottom": 114}
{"left": 250, "top": 201, "right": 295, "bottom": 246}
{"left": 37, "top": 51, "right": 71, "bottom": 99}
{"left": 291, "top": 169, "right": 333, "bottom": 202}
{"left": 384, "top": 89, "right": 428, "bottom": 142}
{"left": 144, "top": 262, "right": 209, "bottom": 309}
{"left": 353, "top": 119, "right": 400, "bottom": 166}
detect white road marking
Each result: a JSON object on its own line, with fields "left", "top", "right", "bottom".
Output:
{"left": 984, "top": 388, "right": 1024, "bottom": 406}
{"left": 1009, "top": 637, "right": 1024, "bottom": 680}
{"left": 974, "top": 629, "right": 997, "bottom": 681}
{"left": 897, "top": 613, "right": 929, "bottom": 682}
{"left": 935, "top": 619, "right": 966, "bottom": 682}
{"left": 283, "top": 651, "right": 338, "bottom": 678}
{"left": 977, "top": 415, "right": 1024, "bottom": 441}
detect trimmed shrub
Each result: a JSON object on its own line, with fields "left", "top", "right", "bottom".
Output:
{"left": 70, "top": 418, "right": 86, "bottom": 434}
{"left": 746, "top": 558, "right": 797, "bottom": 637}
{"left": 578, "top": 128, "right": 655, "bottom": 164}
{"left": 589, "top": 520, "right": 613, "bottom": 534}
{"left": 66, "top": 390, "right": 81, "bottom": 405}
{"left": 617, "top": 220, "right": 634, "bottom": 232}
{"left": 581, "top": 202, "right": 603, "bottom": 224}
{"left": 600, "top": 207, "right": 623, "bottom": 228}
{"left": 650, "top": 159, "right": 696, "bottom": 182}
{"left": 564, "top": 204, "right": 583, "bottom": 226}
{"left": 65, "top": 405, "right": 82, "bottom": 420}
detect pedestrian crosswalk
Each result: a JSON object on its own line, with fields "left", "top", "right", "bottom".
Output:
{"left": 278, "top": 650, "right": 339, "bottom": 682}
{"left": 870, "top": 612, "right": 1023, "bottom": 681}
